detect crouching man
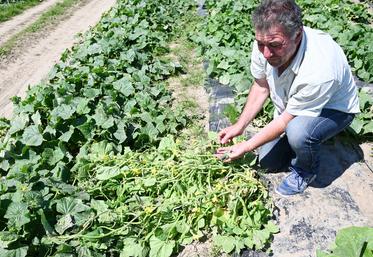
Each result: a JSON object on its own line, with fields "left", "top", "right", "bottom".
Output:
{"left": 216, "top": 0, "right": 359, "bottom": 196}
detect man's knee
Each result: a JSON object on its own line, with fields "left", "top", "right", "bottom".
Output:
{"left": 286, "top": 117, "right": 314, "bottom": 150}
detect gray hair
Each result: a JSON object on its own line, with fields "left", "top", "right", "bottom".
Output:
{"left": 252, "top": 0, "right": 303, "bottom": 38}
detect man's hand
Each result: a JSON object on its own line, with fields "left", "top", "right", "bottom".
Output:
{"left": 215, "top": 141, "right": 251, "bottom": 162}
{"left": 218, "top": 124, "right": 244, "bottom": 144}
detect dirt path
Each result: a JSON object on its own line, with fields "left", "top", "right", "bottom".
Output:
{"left": 0, "top": 0, "right": 61, "bottom": 46}
{"left": 0, "top": 0, "right": 117, "bottom": 119}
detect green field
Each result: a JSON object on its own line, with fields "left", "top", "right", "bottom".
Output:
{"left": 0, "top": 0, "right": 372, "bottom": 256}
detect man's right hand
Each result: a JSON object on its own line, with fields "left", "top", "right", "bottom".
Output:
{"left": 218, "top": 124, "right": 244, "bottom": 144}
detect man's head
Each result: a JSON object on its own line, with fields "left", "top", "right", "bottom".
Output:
{"left": 252, "top": 0, "right": 303, "bottom": 70}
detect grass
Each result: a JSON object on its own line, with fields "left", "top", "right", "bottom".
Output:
{"left": 166, "top": 11, "right": 208, "bottom": 130}
{"left": 0, "top": 0, "right": 82, "bottom": 56}
{"left": 0, "top": 0, "right": 42, "bottom": 23}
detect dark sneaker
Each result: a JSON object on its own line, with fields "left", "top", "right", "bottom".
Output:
{"left": 275, "top": 167, "right": 316, "bottom": 196}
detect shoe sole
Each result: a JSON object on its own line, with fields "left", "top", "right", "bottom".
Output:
{"left": 274, "top": 187, "right": 292, "bottom": 197}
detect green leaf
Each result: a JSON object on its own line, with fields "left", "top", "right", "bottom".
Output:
{"left": 349, "top": 118, "right": 364, "bottom": 134}
{"left": 114, "top": 121, "right": 127, "bottom": 143}
{"left": 206, "top": 62, "right": 215, "bottom": 75}
{"left": 158, "top": 135, "right": 175, "bottom": 151}
{"left": 217, "top": 60, "right": 230, "bottom": 70}
{"left": 113, "top": 76, "right": 135, "bottom": 97}
{"left": 359, "top": 90, "right": 372, "bottom": 109}
{"left": 332, "top": 227, "right": 373, "bottom": 257}
{"left": 93, "top": 106, "right": 114, "bottom": 129}
{"left": 56, "top": 197, "right": 90, "bottom": 215}
{"left": 253, "top": 229, "right": 270, "bottom": 249}
{"left": 83, "top": 88, "right": 101, "bottom": 99}
{"left": 0, "top": 246, "right": 28, "bottom": 257}
{"left": 31, "top": 111, "right": 41, "bottom": 125}
{"left": 96, "top": 166, "right": 122, "bottom": 181}
{"left": 197, "top": 218, "right": 205, "bottom": 229}
{"left": 363, "top": 120, "right": 373, "bottom": 134}
{"left": 176, "top": 221, "right": 190, "bottom": 234}
{"left": 149, "top": 236, "right": 175, "bottom": 257}
{"left": 55, "top": 214, "right": 74, "bottom": 235}
{"left": 316, "top": 249, "right": 332, "bottom": 257}
{"left": 143, "top": 177, "right": 157, "bottom": 187}
{"left": 39, "top": 209, "right": 55, "bottom": 236}
{"left": 42, "top": 147, "right": 65, "bottom": 166}
{"left": 59, "top": 126, "right": 74, "bottom": 142}
{"left": 4, "top": 202, "right": 30, "bottom": 229}
{"left": 120, "top": 238, "right": 144, "bottom": 257}
{"left": 0, "top": 231, "right": 19, "bottom": 248}
{"left": 213, "top": 235, "right": 235, "bottom": 253}
{"left": 90, "top": 200, "right": 116, "bottom": 223}
{"left": 77, "top": 119, "right": 94, "bottom": 140}
{"left": 51, "top": 104, "right": 75, "bottom": 120}
{"left": 90, "top": 200, "right": 108, "bottom": 213}
{"left": 21, "top": 125, "right": 43, "bottom": 146}
{"left": 77, "top": 246, "right": 97, "bottom": 257}
{"left": 76, "top": 98, "right": 91, "bottom": 114}
{"left": 219, "top": 74, "right": 230, "bottom": 85}
{"left": 265, "top": 221, "right": 279, "bottom": 233}
{"left": 8, "top": 113, "right": 28, "bottom": 135}
{"left": 43, "top": 125, "right": 56, "bottom": 136}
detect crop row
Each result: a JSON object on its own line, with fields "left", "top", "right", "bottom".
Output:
{"left": 0, "top": 0, "right": 276, "bottom": 256}
{"left": 0, "top": 0, "right": 193, "bottom": 255}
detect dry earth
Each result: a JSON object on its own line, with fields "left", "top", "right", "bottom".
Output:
{"left": 0, "top": 0, "right": 117, "bottom": 118}
{"left": 0, "top": 0, "right": 61, "bottom": 46}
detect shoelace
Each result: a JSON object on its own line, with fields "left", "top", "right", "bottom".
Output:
{"left": 288, "top": 171, "right": 304, "bottom": 190}
{"left": 294, "top": 172, "right": 304, "bottom": 190}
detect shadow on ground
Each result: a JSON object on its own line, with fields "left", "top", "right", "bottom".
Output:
{"left": 312, "top": 137, "right": 364, "bottom": 188}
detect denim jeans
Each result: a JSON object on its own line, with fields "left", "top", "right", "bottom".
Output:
{"left": 258, "top": 109, "right": 355, "bottom": 175}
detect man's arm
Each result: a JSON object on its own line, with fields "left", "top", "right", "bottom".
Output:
{"left": 216, "top": 111, "right": 295, "bottom": 162}
{"left": 218, "top": 78, "right": 270, "bottom": 144}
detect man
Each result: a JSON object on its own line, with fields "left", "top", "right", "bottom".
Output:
{"left": 215, "top": 0, "right": 359, "bottom": 196}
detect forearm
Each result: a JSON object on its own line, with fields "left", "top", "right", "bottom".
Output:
{"left": 236, "top": 80, "right": 269, "bottom": 129}
{"left": 242, "top": 111, "right": 295, "bottom": 152}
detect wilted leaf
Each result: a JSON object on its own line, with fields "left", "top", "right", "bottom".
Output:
{"left": 96, "top": 166, "right": 121, "bottom": 181}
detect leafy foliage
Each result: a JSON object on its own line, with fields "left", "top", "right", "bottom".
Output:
{"left": 0, "top": 0, "right": 278, "bottom": 256}
{"left": 348, "top": 90, "right": 373, "bottom": 138}
{"left": 0, "top": 133, "right": 276, "bottom": 256}
{"left": 0, "top": 0, "right": 192, "bottom": 186}
{"left": 317, "top": 226, "right": 373, "bottom": 257}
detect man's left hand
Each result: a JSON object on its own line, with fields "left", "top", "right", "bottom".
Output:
{"left": 215, "top": 141, "right": 250, "bottom": 162}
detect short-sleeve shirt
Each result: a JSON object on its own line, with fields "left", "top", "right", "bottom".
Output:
{"left": 250, "top": 26, "right": 360, "bottom": 118}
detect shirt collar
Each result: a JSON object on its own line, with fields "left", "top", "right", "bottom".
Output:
{"left": 289, "top": 30, "right": 306, "bottom": 75}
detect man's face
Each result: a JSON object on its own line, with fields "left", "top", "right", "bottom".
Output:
{"left": 255, "top": 25, "right": 302, "bottom": 71}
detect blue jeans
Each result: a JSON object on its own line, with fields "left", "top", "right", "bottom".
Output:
{"left": 258, "top": 109, "right": 355, "bottom": 175}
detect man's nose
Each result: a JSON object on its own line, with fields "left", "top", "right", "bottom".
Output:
{"left": 263, "top": 46, "right": 273, "bottom": 59}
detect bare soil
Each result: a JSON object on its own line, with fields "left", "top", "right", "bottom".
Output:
{"left": 0, "top": 0, "right": 61, "bottom": 46}
{"left": 0, "top": 0, "right": 116, "bottom": 119}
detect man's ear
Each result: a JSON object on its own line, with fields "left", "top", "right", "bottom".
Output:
{"left": 296, "top": 27, "right": 303, "bottom": 40}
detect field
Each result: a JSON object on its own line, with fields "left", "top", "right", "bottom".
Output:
{"left": 0, "top": 0, "right": 372, "bottom": 256}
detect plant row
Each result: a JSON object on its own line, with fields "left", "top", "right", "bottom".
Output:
{"left": 0, "top": 0, "right": 191, "bottom": 255}
{"left": 0, "top": 0, "right": 277, "bottom": 256}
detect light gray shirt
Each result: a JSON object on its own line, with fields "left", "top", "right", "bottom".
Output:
{"left": 250, "top": 26, "right": 360, "bottom": 117}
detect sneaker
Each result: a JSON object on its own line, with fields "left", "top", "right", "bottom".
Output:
{"left": 275, "top": 167, "right": 316, "bottom": 196}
